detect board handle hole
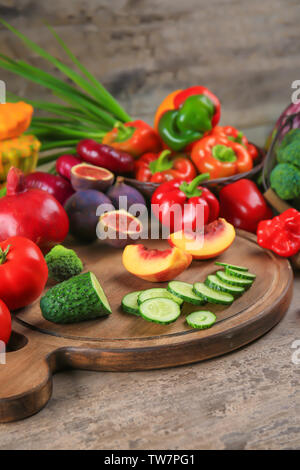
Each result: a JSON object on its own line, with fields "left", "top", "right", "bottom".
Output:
{"left": 7, "top": 331, "right": 28, "bottom": 352}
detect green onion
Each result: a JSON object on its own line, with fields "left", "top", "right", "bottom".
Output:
{"left": 0, "top": 19, "right": 132, "bottom": 162}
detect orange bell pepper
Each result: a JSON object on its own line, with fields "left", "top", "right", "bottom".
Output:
{"left": 211, "top": 125, "right": 259, "bottom": 160}
{"left": 154, "top": 90, "right": 182, "bottom": 131}
{"left": 102, "top": 120, "right": 161, "bottom": 158}
{"left": 191, "top": 134, "right": 253, "bottom": 179}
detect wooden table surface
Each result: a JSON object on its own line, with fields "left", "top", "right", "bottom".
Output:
{"left": 0, "top": 127, "right": 299, "bottom": 450}
{"left": 0, "top": 274, "right": 298, "bottom": 450}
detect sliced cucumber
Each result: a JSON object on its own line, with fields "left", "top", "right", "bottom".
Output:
{"left": 186, "top": 311, "right": 216, "bottom": 329}
{"left": 215, "top": 262, "right": 248, "bottom": 272}
{"left": 193, "top": 282, "right": 234, "bottom": 305}
{"left": 167, "top": 281, "right": 206, "bottom": 305}
{"left": 138, "top": 288, "right": 183, "bottom": 306}
{"left": 205, "top": 274, "right": 245, "bottom": 296}
{"left": 225, "top": 267, "right": 256, "bottom": 281}
{"left": 139, "top": 298, "right": 181, "bottom": 325}
{"left": 122, "top": 291, "right": 143, "bottom": 315}
{"left": 91, "top": 273, "right": 112, "bottom": 315}
{"left": 216, "top": 270, "right": 253, "bottom": 288}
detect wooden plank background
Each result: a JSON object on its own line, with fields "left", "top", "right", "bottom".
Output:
{"left": 0, "top": 0, "right": 300, "bottom": 144}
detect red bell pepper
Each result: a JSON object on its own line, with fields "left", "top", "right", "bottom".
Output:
{"left": 191, "top": 134, "right": 253, "bottom": 179}
{"left": 135, "top": 150, "right": 197, "bottom": 183}
{"left": 151, "top": 174, "right": 220, "bottom": 232}
{"left": 257, "top": 209, "right": 300, "bottom": 257}
{"left": 211, "top": 126, "right": 259, "bottom": 160}
{"left": 219, "top": 179, "right": 273, "bottom": 233}
{"left": 102, "top": 120, "right": 162, "bottom": 158}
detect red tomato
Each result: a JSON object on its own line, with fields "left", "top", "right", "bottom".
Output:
{"left": 0, "top": 300, "right": 11, "bottom": 345}
{"left": 0, "top": 237, "right": 48, "bottom": 311}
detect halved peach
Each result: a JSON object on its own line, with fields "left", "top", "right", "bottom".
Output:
{"left": 169, "top": 218, "right": 236, "bottom": 260}
{"left": 122, "top": 244, "right": 192, "bottom": 282}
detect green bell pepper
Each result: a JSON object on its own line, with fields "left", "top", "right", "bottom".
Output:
{"left": 158, "top": 94, "right": 215, "bottom": 151}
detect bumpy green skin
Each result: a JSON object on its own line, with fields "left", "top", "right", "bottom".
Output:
{"left": 277, "top": 129, "right": 300, "bottom": 155}
{"left": 277, "top": 141, "right": 300, "bottom": 167}
{"left": 40, "top": 272, "right": 111, "bottom": 324}
{"left": 270, "top": 163, "right": 300, "bottom": 200}
{"left": 45, "top": 245, "right": 83, "bottom": 282}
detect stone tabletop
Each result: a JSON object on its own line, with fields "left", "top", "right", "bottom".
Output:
{"left": 0, "top": 271, "right": 299, "bottom": 450}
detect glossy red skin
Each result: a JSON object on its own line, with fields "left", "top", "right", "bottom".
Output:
{"left": 257, "top": 209, "right": 300, "bottom": 257}
{"left": 77, "top": 139, "right": 135, "bottom": 175}
{"left": 0, "top": 237, "right": 48, "bottom": 311}
{"left": 151, "top": 178, "right": 219, "bottom": 232}
{"left": 56, "top": 154, "right": 82, "bottom": 180}
{"left": 0, "top": 299, "right": 11, "bottom": 345}
{"left": 25, "top": 172, "right": 74, "bottom": 205}
{"left": 150, "top": 157, "right": 197, "bottom": 183}
{"left": 135, "top": 151, "right": 197, "bottom": 183}
{"left": 0, "top": 168, "right": 69, "bottom": 253}
{"left": 219, "top": 179, "right": 273, "bottom": 234}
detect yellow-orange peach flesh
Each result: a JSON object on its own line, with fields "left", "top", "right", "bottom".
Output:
{"left": 169, "top": 218, "right": 236, "bottom": 260}
{"left": 122, "top": 244, "right": 192, "bottom": 282}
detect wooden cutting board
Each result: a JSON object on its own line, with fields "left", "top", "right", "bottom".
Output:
{"left": 0, "top": 231, "right": 293, "bottom": 423}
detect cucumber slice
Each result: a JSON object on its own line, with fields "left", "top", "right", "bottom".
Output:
{"left": 215, "top": 262, "right": 248, "bottom": 272}
{"left": 40, "top": 272, "right": 111, "bottom": 324}
{"left": 216, "top": 270, "right": 253, "bottom": 288}
{"left": 186, "top": 311, "right": 216, "bottom": 329}
{"left": 139, "top": 298, "right": 181, "bottom": 325}
{"left": 205, "top": 274, "right": 245, "bottom": 296}
{"left": 193, "top": 282, "right": 234, "bottom": 305}
{"left": 122, "top": 291, "right": 143, "bottom": 315}
{"left": 225, "top": 267, "right": 256, "bottom": 281}
{"left": 138, "top": 288, "right": 183, "bottom": 306}
{"left": 167, "top": 281, "right": 206, "bottom": 305}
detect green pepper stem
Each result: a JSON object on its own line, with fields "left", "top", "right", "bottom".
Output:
{"left": 149, "top": 150, "right": 172, "bottom": 174}
{"left": 0, "top": 245, "right": 10, "bottom": 265}
{"left": 212, "top": 144, "right": 237, "bottom": 162}
{"left": 227, "top": 131, "right": 244, "bottom": 145}
{"left": 179, "top": 173, "right": 210, "bottom": 198}
{"left": 114, "top": 121, "right": 134, "bottom": 142}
